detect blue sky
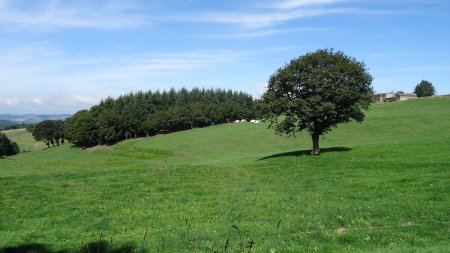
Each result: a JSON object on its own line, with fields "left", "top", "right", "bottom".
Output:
{"left": 1, "top": 0, "right": 449, "bottom": 114}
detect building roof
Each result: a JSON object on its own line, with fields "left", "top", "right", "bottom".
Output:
{"left": 398, "top": 93, "right": 417, "bottom": 97}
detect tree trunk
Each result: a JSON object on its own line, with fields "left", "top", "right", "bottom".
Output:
{"left": 311, "top": 133, "right": 320, "bottom": 155}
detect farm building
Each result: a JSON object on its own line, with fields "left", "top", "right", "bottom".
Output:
{"left": 375, "top": 92, "right": 395, "bottom": 102}
{"left": 375, "top": 92, "right": 418, "bottom": 102}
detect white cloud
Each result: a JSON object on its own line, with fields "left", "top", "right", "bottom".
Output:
{"left": 0, "top": 94, "right": 107, "bottom": 114}
{"left": 0, "top": 0, "right": 147, "bottom": 30}
{"left": 0, "top": 97, "right": 45, "bottom": 107}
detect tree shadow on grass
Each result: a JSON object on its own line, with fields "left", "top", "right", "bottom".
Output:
{"left": 0, "top": 241, "right": 138, "bottom": 253}
{"left": 258, "top": 147, "right": 353, "bottom": 161}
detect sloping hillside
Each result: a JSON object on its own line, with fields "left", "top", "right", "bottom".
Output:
{"left": 1, "top": 128, "right": 47, "bottom": 152}
{"left": 0, "top": 98, "right": 449, "bottom": 252}
{"left": 101, "top": 97, "right": 450, "bottom": 164}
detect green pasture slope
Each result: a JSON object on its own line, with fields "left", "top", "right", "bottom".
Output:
{"left": 0, "top": 98, "right": 449, "bottom": 252}
{"left": 2, "top": 128, "right": 46, "bottom": 152}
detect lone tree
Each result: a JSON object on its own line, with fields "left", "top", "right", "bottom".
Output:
{"left": 262, "top": 49, "right": 374, "bottom": 155}
{"left": 414, "top": 80, "right": 435, "bottom": 97}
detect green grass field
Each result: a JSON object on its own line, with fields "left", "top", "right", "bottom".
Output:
{"left": 1, "top": 128, "right": 47, "bottom": 152}
{"left": 1, "top": 98, "right": 449, "bottom": 252}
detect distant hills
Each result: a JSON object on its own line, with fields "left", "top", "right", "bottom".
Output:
{"left": 0, "top": 114, "right": 72, "bottom": 124}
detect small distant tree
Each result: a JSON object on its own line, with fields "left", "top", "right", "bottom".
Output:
{"left": 0, "top": 133, "right": 20, "bottom": 157}
{"left": 262, "top": 49, "right": 374, "bottom": 154}
{"left": 414, "top": 80, "right": 436, "bottom": 97}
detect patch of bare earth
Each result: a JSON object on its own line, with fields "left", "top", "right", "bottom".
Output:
{"left": 336, "top": 227, "right": 346, "bottom": 234}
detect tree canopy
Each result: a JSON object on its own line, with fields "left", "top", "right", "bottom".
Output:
{"left": 262, "top": 49, "right": 374, "bottom": 154}
{"left": 0, "top": 133, "right": 20, "bottom": 157}
{"left": 414, "top": 80, "right": 436, "bottom": 97}
{"left": 31, "top": 120, "right": 65, "bottom": 148}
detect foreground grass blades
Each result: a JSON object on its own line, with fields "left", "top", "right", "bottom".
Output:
{"left": 1, "top": 98, "right": 449, "bottom": 252}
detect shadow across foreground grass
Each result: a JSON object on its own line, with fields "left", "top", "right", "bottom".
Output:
{"left": 258, "top": 147, "right": 352, "bottom": 160}
{"left": 0, "top": 240, "right": 138, "bottom": 253}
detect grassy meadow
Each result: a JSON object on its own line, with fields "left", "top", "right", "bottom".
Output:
{"left": 0, "top": 98, "right": 449, "bottom": 252}
{"left": 2, "top": 128, "right": 47, "bottom": 152}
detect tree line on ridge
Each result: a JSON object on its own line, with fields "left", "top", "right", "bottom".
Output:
{"left": 31, "top": 88, "right": 261, "bottom": 148}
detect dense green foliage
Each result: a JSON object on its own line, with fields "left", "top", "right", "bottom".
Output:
{"left": 414, "top": 80, "right": 436, "bottom": 97}
{"left": 0, "top": 133, "right": 19, "bottom": 157}
{"left": 64, "top": 110, "right": 97, "bottom": 147}
{"left": 65, "top": 88, "right": 258, "bottom": 147}
{"left": 263, "top": 49, "right": 374, "bottom": 154}
{"left": 0, "top": 98, "right": 449, "bottom": 252}
{"left": 31, "top": 120, "right": 65, "bottom": 148}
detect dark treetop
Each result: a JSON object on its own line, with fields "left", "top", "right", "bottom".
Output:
{"left": 414, "top": 80, "right": 436, "bottom": 97}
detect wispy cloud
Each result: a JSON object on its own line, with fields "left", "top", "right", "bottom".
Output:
{"left": 170, "top": 1, "right": 411, "bottom": 30}
{"left": 207, "top": 27, "right": 330, "bottom": 39}
{"left": 176, "top": 7, "right": 356, "bottom": 29}
{"left": 274, "top": 0, "right": 345, "bottom": 9}
{"left": 0, "top": 97, "right": 44, "bottom": 107}
{"left": 0, "top": 0, "right": 147, "bottom": 30}
{"left": 393, "top": 65, "right": 450, "bottom": 72}
{"left": 369, "top": 52, "right": 418, "bottom": 58}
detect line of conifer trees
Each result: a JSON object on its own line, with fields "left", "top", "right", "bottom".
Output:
{"left": 64, "top": 88, "right": 260, "bottom": 147}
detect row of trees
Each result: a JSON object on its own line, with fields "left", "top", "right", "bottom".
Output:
{"left": 0, "top": 133, "right": 20, "bottom": 157}
{"left": 62, "top": 88, "right": 259, "bottom": 147}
